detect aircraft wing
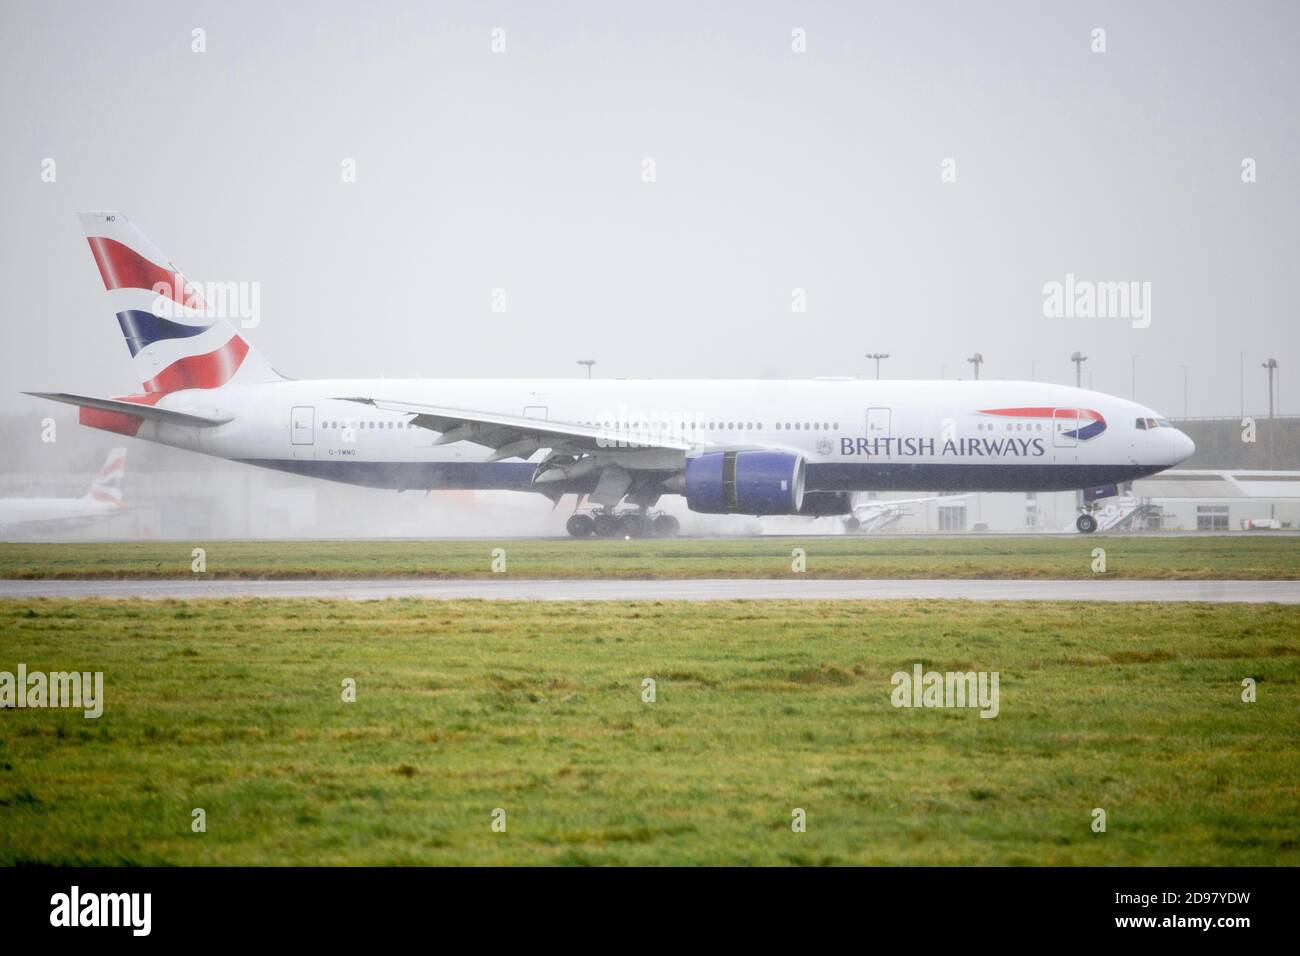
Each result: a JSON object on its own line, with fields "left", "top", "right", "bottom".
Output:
{"left": 336, "top": 396, "right": 703, "bottom": 460}
{"left": 25, "top": 392, "right": 233, "bottom": 427}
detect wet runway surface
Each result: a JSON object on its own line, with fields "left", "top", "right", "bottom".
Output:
{"left": 2, "top": 578, "right": 1298, "bottom": 602}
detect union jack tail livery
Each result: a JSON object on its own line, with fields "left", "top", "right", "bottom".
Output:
{"left": 77, "top": 211, "right": 281, "bottom": 393}
{"left": 84, "top": 447, "right": 127, "bottom": 506}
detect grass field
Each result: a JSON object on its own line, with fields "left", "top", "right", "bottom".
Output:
{"left": 2, "top": 535, "right": 1298, "bottom": 580}
{"left": 1, "top": 598, "right": 1296, "bottom": 865}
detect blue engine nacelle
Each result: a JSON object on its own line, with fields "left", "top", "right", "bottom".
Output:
{"left": 684, "top": 451, "right": 806, "bottom": 515}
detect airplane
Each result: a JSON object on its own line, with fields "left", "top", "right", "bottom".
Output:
{"left": 844, "top": 494, "right": 968, "bottom": 534}
{"left": 26, "top": 211, "right": 1196, "bottom": 537}
{"left": 0, "top": 447, "right": 127, "bottom": 535}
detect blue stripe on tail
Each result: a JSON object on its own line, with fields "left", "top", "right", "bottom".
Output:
{"left": 115, "top": 310, "right": 214, "bottom": 357}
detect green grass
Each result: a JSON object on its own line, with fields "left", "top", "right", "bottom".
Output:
{"left": 0, "top": 599, "right": 1296, "bottom": 865}
{"left": 1, "top": 535, "right": 1298, "bottom": 580}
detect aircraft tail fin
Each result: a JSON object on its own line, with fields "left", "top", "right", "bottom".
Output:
{"left": 85, "top": 447, "right": 127, "bottom": 506}
{"left": 77, "top": 211, "right": 282, "bottom": 393}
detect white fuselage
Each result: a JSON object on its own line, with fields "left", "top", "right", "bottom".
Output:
{"left": 97, "top": 378, "right": 1195, "bottom": 498}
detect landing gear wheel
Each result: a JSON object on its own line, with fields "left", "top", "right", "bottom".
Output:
{"left": 618, "top": 513, "right": 650, "bottom": 539}
{"left": 592, "top": 513, "right": 620, "bottom": 538}
{"left": 566, "top": 513, "right": 595, "bottom": 538}
{"left": 843, "top": 517, "right": 861, "bottom": 533}
{"left": 1076, "top": 514, "right": 1098, "bottom": 534}
{"left": 651, "top": 514, "right": 680, "bottom": 538}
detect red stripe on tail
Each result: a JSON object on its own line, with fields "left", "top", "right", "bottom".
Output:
{"left": 79, "top": 393, "right": 165, "bottom": 437}
{"left": 142, "top": 336, "right": 250, "bottom": 393}
{"left": 86, "top": 236, "right": 205, "bottom": 309}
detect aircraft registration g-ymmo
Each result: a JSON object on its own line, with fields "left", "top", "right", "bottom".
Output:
{"left": 28, "top": 212, "right": 1195, "bottom": 537}
{"left": 0, "top": 447, "right": 126, "bottom": 535}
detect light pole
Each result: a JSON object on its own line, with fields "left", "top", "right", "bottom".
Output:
{"left": 1180, "top": 364, "right": 1189, "bottom": 418}
{"left": 1262, "top": 358, "right": 1278, "bottom": 418}
{"left": 1240, "top": 351, "right": 1246, "bottom": 417}
{"left": 577, "top": 359, "right": 596, "bottom": 379}
{"left": 1030, "top": 359, "right": 1039, "bottom": 382}
{"left": 966, "top": 353, "right": 984, "bottom": 380}
{"left": 865, "top": 352, "right": 890, "bottom": 380}
{"left": 1070, "top": 351, "right": 1087, "bottom": 388}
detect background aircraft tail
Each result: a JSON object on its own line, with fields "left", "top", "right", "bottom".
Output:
{"left": 84, "top": 447, "right": 126, "bottom": 506}
{"left": 77, "top": 211, "right": 282, "bottom": 393}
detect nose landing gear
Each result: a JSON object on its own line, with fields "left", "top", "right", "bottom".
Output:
{"left": 1076, "top": 513, "right": 1098, "bottom": 533}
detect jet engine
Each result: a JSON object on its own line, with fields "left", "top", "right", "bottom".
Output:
{"left": 683, "top": 450, "right": 806, "bottom": 515}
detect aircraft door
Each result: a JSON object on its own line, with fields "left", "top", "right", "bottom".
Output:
{"left": 291, "top": 406, "right": 315, "bottom": 446}
{"left": 866, "top": 407, "right": 891, "bottom": 440}
{"left": 1052, "top": 408, "right": 1079, "bottom": 448}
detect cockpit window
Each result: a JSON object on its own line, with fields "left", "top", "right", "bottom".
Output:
{"left": 1135, "top": 418, "right": 1148, "bottom": 430}
{"left": 1136, "top": 417, "right": 1168, "bottom": 430}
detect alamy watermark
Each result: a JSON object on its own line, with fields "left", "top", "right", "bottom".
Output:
{"left": 891, "top": 663, "right": 999, "bottom": 718}
{"left": 1043, "top": 273, "right": 1151, "bottom": 328}
{"left": 0, "top": 664, "right": 103, "bottom": 718}
{"left": 150, "top": 276, "right": 262, "bottom": 328}
{"left": 50, "top": 886, "right": 150, "bottom": 936}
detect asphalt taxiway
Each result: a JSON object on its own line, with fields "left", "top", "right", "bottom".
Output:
{"left": 1, "top": 579, "right": 1296, "bottom": 602}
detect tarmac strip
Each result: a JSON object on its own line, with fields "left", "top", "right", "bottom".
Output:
{"left": 1, "top": 578, "right": 1298, "bottom": 602}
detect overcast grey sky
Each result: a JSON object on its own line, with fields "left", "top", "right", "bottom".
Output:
{"left": 2, "top": 0, "right": 1296, "bottom": 417}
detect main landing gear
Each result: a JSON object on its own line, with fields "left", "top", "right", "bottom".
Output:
{"left": 1076, "top": 513, "right": 1098, "bottom": 534}
{"left": 566, "top": 509, "right": 680, "bottom": 539}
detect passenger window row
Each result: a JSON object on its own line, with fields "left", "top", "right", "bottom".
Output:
{"left": 576, "top": 421, "right": 840, "bottom": 432}
{"left": 977, "top": 422, "right": 1045, "bottom": 431}
{"left": 316, "top": 417, "right": 862, "bottom": 436}
{"left": 321, "top": 421, "right": 416, "bottom": 430}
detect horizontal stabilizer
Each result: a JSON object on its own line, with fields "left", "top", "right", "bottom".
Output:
{"left": 25, "top": 392, "right": 232, "bottom": 427}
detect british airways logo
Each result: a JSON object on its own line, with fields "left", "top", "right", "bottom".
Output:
{"left": 837, "top": 407, "right": 1106, "bottom": 457}
{"left": 980, "top": 407, "right": 1107, "bottom": 441}
{"left": 841, "top": 435, "right": 1046, "bottom": 457}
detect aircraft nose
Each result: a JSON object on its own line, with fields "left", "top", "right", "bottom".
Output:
{"left": 1170, "top": 428, "right": 1195, "bottom": 465}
